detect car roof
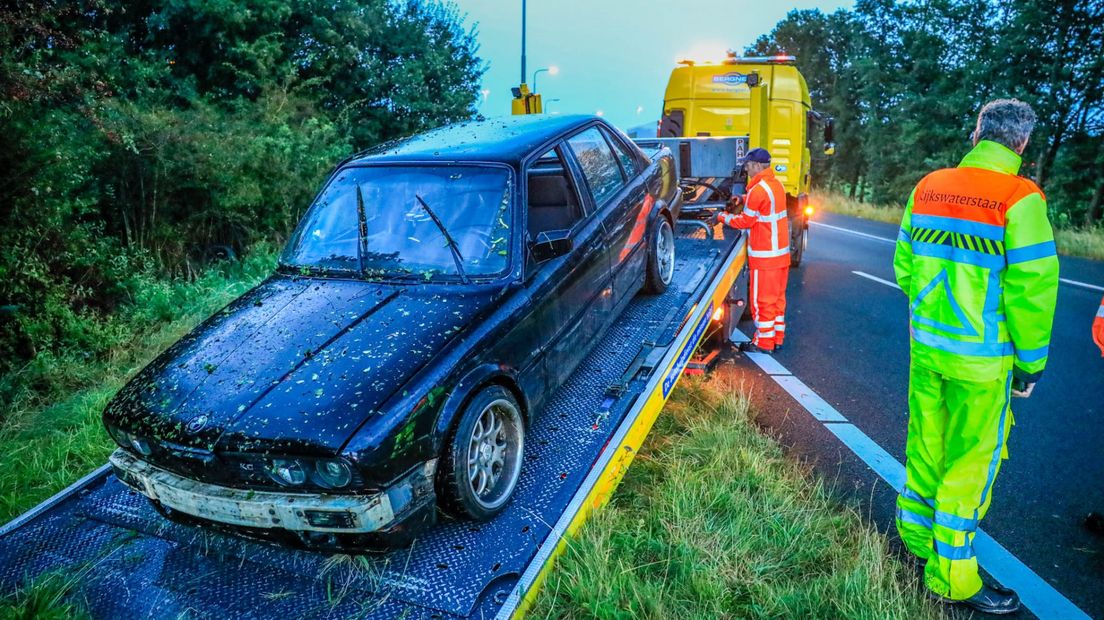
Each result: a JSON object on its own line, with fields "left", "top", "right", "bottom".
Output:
{"left": 344, "top": 114, "right": 603, "bottom": 167}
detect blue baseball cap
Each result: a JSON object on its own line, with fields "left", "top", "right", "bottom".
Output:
{"left": 743, "top": 148, "right": 771, "bottom": 164}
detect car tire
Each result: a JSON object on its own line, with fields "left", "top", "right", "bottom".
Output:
{"left": 437, "top": 385, "right": 525, "bottom": 521}
{"left": 643, "top": 214, "right": 675, "bottom": 294}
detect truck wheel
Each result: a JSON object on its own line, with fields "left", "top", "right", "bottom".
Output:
{"left": 438, "top": 386, "right": 524, "bottom": 521}
{"left": 644, "top": 215, "right": 675, "bottom": 294}
{"left": 790, "top": 221, "right": 808, "bottom": 268}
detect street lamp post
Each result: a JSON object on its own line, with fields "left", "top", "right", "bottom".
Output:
{"left": 532, "top": 65, "right": 558, "bottom": 94}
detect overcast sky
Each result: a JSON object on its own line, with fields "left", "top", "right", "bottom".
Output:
{"left": 450, "top": 0, "right": 853, "bottom": 131}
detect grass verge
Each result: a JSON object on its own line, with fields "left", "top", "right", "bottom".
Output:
{"left": 0, "top": 248, "right": 277, "bottom": 525}
{"left": 530, "top": 375, "right": 940, "bottom": 619}
{"left": 814, "top": 190, "right": 1104, "bottom": 261}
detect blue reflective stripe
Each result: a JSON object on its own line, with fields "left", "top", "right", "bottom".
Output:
{"left": 900, "top": 487, "right": 933, "bottom": 507}
{"left": 935, "top": 510, "right": 978, "bottom": 532}
{"left": 911, "top": 214, "right": 1004, "bottom": 241}
{"left": 1006, "top": 240, "right": 1057, "bottom": 264}
{"left": 911, "top": 328, "right": 1014, "bottom": 357}
{"left": 910, "top": 270, "right": 979, "bottom": 337}
{"left": 1016, "top": 345, "right": 1049, "bottom": 363}
{"left": 983, "top": 272, "right": 1002, "bottom": 343}
{"left": 897, "top": 507, "right": 933, "bottom": 529}
{"left": 898, "top": 228, "right": 912, "bottom": 242}
{"left": 979, "top": 372, "right": 1012, "bottom": 509}
{"left": 913, "top": 241, "right": 1006, "bottom": 270}
{"left": 934, "top": 539, "right": 975, "bottom": 561}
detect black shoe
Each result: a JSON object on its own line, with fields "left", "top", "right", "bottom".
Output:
{"left": 739, "top": 342, "right": 773, "bottom": 355}
{"left": 773, "top": 342, "right": 785, "bottom": 352}
{"left": 934, "top": 584, "right": 1021, "bottom": 615}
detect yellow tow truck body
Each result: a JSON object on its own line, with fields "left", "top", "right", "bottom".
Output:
{"left": 659, "top": 56, "right": 830, "bottom": 202}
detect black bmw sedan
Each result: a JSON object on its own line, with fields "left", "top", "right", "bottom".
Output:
{"left": 103, "top": 114, "right": 681, "bottom": 549}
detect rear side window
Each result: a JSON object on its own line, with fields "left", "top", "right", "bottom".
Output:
{"left": 567, "top": 128, "right": 625, "bottom": 208}
{"left": 603, "top": 128, "right": 642, "bottom": 177}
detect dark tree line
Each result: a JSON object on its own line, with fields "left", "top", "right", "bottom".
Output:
{"left": 0, "top": 0, "right": 483, "bottom": 376}
{"left": 748, "top": 0, "right": 1103, "bottom": 225}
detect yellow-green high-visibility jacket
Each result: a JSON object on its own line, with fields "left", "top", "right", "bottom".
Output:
{"left": 893, "top": 140, "right": 1060, "bottom": 383}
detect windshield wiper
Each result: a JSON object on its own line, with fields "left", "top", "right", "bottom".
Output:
{"left": 414, "top": 194, "right": 470, "bottom": 284}
{"left": 355, "top": 184, "right": 369, "bottom": 274}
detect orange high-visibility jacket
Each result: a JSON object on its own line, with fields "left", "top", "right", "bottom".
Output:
{"left": 719, "top": 168, "right": 791, "bottom": 269}
{"left": 1094, "top": 295, "right": 1104, "bottom": 357}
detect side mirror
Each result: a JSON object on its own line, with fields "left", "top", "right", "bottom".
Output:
{"left": 823, "top": 118, "right": 835, "bottom": 147}
{"left": 531, "top": 230, "right": 573, "bottom": 262}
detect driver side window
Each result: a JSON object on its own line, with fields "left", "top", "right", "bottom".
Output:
{"left": 526, "top": 147, "right": 584, "bottom": 243}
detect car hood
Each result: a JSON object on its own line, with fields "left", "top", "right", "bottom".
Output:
{"left": 105, "top": 275, "right": 499, "bottom": 454}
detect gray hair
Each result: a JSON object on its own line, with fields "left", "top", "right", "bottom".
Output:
{"left": 976, "top": 99, "right": 1036, "bottom": 151}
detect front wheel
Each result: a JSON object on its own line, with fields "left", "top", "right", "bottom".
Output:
{"left": 438, "top": 386, "right": 525, "bottom": 521}
{"left": 644, "top": 215, "right": 675, "bottom": 294}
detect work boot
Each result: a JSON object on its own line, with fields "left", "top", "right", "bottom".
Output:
{"left": 773, "top": 342, "right": 785, "bottom": 352}
{"left": 739, "top": 342, "right": 773, "bottom": 355}
{"left": 933, "top": 583, "right": 1021, "bottom": 615}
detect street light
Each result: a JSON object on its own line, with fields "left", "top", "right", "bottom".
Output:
{"left": 532, "top": 65, "right": 559, "bottom": 94}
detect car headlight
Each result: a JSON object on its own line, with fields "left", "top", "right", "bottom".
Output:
{"left": 268, "top": 458, "right": 308, "bottom": 486}
{"left": 106, "top": 425, "right": 152, "bottom": 456}
{"left": 314, "top": 459, "right": 352, "bottom": 489}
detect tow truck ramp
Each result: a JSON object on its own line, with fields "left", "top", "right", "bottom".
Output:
{"left": 0, "top": 226, "right": 746, "bottom": 619}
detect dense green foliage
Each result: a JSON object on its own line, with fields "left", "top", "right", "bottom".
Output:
{"left": 0, "top": 0, "right": 483, "bottom": 393}
{"left": 748, "top": 0, "right": 1103, "bottom": 227}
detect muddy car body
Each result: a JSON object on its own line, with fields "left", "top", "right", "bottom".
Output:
{"left": 104, "top": 114, "right": 681, "bottom": 549}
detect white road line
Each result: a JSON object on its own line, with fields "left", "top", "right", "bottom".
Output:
{"left": 741, "top": 351, "right": 1091, "bottom": 620}
{"left": 809, "top": 221, "right": 896, "bottom": 244}
{"left": 852, "top": 270, "right": 902, "bottom": 290}
{"left": 817, "top": 222, "right": 1103, "bottom": 294}
{"left": 1060, "top": 277, "right": 1104, "bottom": 293}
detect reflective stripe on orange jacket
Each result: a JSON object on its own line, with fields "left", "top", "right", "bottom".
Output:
{"left": 719, "top": 168, "right": 790, "bottom": 269}
{"left": 1093, "top": 295, "right": 1104, "bottom": 357}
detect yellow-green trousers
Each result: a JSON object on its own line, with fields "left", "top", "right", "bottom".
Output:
{"left": 896, "top": 364, "right": 1013, "bottom": 599}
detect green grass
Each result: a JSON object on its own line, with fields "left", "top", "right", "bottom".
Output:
{"left": 0, "top": 570, "right": 93, "bottom": 620}
{"left": 0, "top": 247, "right": 277, "bottom": 526}
{"left": 530, "top": 375, "right": 941, "bottom": 620}
{"left": 814, "top": 190, "right": 1104, "bottom": 261}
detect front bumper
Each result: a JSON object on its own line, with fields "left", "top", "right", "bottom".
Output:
{"left": 110, "top": 449, "right": 435, "bottom": 535}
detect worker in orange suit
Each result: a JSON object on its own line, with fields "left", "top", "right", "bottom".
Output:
{"left": 1094, "top": 295, "right": 1104, "bottom": 357}
{"left": 714, "top": 148, "right": 791, "bottom": 354}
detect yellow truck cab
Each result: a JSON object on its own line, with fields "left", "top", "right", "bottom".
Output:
{"left": 654, "top": 55, "right": 835, "bottom": 266}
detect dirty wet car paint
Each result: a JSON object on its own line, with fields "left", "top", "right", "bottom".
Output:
{"left": 102, "top": 114, "right": 681, "bottom": 548}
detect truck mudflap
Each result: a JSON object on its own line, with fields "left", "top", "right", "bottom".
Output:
{"left": 0, "top": 226, "right": 747, "bottom": 620}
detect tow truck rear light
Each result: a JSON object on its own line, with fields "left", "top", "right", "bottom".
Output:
{"left": 711, "top": 307, "right": 724, "bottom": 322}
{"left": 804, "top": 205, "right": 815, "bottom": 217}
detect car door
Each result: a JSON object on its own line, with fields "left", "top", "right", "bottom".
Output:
{"left": 596, "top": 125, "right": 652, "bottom": 307}
{"left": 524, "top": 145, "right": 613, "bottom": 392}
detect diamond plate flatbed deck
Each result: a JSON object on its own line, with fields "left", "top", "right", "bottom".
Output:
{"left": 0, "top": 226, "right": 746, "bottom": 620}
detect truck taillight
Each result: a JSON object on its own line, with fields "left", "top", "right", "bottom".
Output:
{"left": 804, "top": 205, "right": 815, "bottom": 217}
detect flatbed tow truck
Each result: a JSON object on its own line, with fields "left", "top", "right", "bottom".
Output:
{"left": 0, "top": 175, "right": 749, "bottom": 617}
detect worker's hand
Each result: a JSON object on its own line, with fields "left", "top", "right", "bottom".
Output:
{"left": 1011, "top": 381, "right": 1035, "bottom": 399}
{"left": 726, "top": 194, "right": 743, "bottom": 212}
{"left": 712, "top": 211, "right": 725, "bottom": 226}
{"left": 1093, "top": 313, "right": 1104, "bottom": 357}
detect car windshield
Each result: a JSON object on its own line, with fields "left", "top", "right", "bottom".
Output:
{"left": 281, "top": 166, "right": 512, "bottom": 279}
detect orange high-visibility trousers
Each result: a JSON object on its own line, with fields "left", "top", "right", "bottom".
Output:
{"left": 750, "top": 266, "right": 789, "bottom": 349}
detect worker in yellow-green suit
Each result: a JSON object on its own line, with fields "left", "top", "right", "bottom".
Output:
{"left": 892, "top": 99, "right": 1059, "bottom": 615}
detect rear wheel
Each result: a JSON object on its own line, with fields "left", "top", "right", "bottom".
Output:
{"left": 438, "top": 386, "right": 525, "bottom": 520}
{"left": 790, "top": 218, "right": 808, "bottom": 267}
{"left": 644, "top": 215, "right": 675, "bottom": 294}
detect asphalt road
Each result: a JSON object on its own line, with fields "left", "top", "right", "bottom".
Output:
{"left": 729, "top": 211, "right": 1104, "bottom": 618}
